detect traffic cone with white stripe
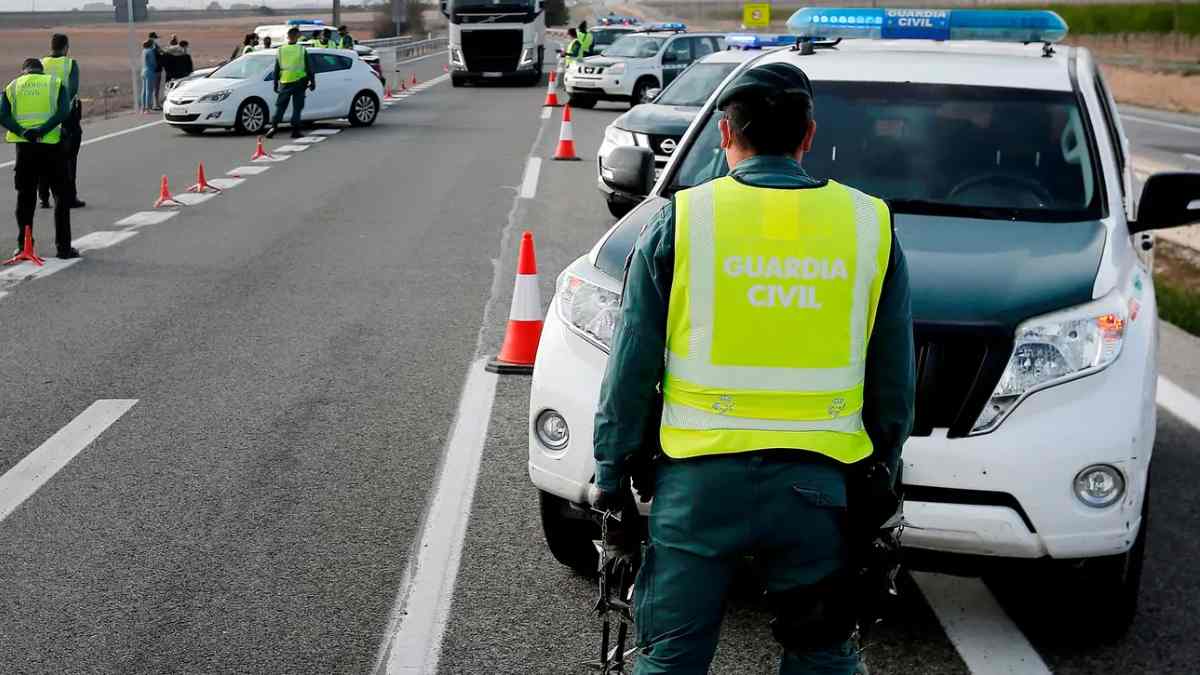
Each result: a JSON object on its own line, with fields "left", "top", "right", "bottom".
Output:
{"left": 542, "top": 70, "right": 560, "bottom": 107}
{"left": 486, "top": 231, "right": 543, "bottom": 374}
{"left": 552, "top": 104, "right": 580, "bottom": 161}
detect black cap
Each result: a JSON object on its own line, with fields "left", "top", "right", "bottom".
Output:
{"left": 148, "top": 31, "right": 159, "bottom": 38}
{"left": 717, "top": 62, "right": 813, "bottom": 111}
{"left": 22, "top": 58, "right": 44, "bottom": 72}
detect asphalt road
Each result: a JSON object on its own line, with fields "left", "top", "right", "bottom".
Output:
{"left": 1, "top": 38, "right": 1200, "bottom": 675}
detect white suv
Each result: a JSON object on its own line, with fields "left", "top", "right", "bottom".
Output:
{"left": 529, "top": 8, "right": 1200, "bottom": 639}
{"left": 564, "top": 25, "right": 725, "bottom": 108}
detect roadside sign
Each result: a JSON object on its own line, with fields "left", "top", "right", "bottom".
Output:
{"left": 743, "top": 3, "right": 771, "bottom": 29}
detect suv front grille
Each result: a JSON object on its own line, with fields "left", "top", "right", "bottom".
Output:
{"left": 911, "top": 324, "right": 1012, "bottom": 437}
{"left": 461, "top": 29, "right": 522, "bottom": 72}
{"left": 645, "top": 133, "right": 681, "bottom": 163}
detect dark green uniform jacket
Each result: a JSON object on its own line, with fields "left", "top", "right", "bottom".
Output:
{"left": 594, "top": 155, "right": 915, "bottom": 495}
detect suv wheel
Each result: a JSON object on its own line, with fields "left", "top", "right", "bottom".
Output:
{"left": 349, "top": 91, "right": 379, "bottom": 127}
{"left": 1068, "top": 485, "right": 1149, "bottom": 642}
{"left": 568, "top": 93, "right": 596, "bottom": 109}
{"left": 539, "top": 491, "right": 598, "bottom": 575}
{"left": 630, "top": 78, "right": 655, "bottom": 109}
{"left": 234, "top": 98, "right": 267, "bottom": 135}
{"left": 451, "top": 74, "right": 467, "bottom": 87}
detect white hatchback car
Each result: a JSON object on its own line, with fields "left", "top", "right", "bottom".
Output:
{"left": 529, "top": 8, "right": 1200, "bottom": 638}
{"left": 164, "top": 49, "right": 383, "bottom": 135}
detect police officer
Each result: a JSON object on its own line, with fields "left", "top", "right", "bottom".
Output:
{"left": 337, "top": 25, "right": 354, "bottom": 50}
{"left": 2, "top": 58, "right": 79, "bottom": 260}
{"left": 317, "top": 28, "right": 337, "bottom": 49}
{"left": 592, "top": 63, "right": 914, "bottom": 674}
{"left": 562, "top": 28, "right": 581, "bottom": 69}
{"left": 265, "top": 27, "right": 315, "bottom": 140}
{"left": 577, "top": 21, "right": 594, "bottom": 56}
{"left": 38, "top": 33, "right": 85, "bottom": 211}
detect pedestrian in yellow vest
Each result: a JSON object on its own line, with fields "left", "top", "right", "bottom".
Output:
{"left": 1, "top": 58, "right": 78, "bottom": 259}
{"left": 337, "top": 25, "right": 354, "bottom": 49}
{"left": 316, "top": 28, "right": 337, "bottom": 49}
{"left": 592, "top": 63, "right": 914, "bottom": 674}
{"left": 38, "top": 33, "right": 85, "bottom": 210}
{"left": 266, "top": 27, "right": 316, "bottom": 140}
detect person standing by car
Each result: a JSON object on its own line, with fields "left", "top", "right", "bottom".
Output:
{"left": 577, "top": 21, "right": 594, "bottom": 56}
{"left": 316, "top": 28, "right": 337, "bottom": 49}
{"left": 2, "top": 58, "right": 79, "bottom": 260}
{"left": 562, "top": 28, "right": 581, "bottom": 69}
{"left": 592, "top": 63, "right": 914, "bottom": 674}
{"left": 37, "top": 33, "right": 84, "bottom": 210}
{"left": 266, "top": 27, "right": 315, "bottom": 140}
{"left": 337, "top": 25, "right": 354, "bottom": 50}
{"left": 140, "top": 38, "right": 158, "bottom": 113}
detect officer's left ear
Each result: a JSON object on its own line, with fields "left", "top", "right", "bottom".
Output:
{"left": 801, "top": 119, "right": 817, "bottom": 153}
{"left": 718, "top": 116, "right": 733, "bottom": 150}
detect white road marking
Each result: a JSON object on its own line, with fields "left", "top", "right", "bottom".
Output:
{"left": 206, "top": 177, "right": 244, "bottom": 190}
{"left": 374, "top": 360, "right": 499, "bottom": 674}
{"left": 0, "top": 120, "right": 165, "bottom": 169}
{"left": 228, "top": 165, "right": 270, "bottom": 176}
{"left": 272, "top": 144, "right": 309, "bottom": 153}
{"left": 1159, "top": 376, "right": 1200, "bottom": 431}
{"left": 72, "top": 230, "right": 137, "bottom": 251}
{"left": 173, "top": 192, "right": 218, "bottom": 206}
{"left": 0, "top": 291, "right": 7, "bottom": 302}
{"left": 0, "top": 257, "right": 82, "bottom": 286}
{"left": 913, "top": 572, "right": 1053, "bottom": 675}
{"left": 310, "top": 128, "right": 342, "bottom": 136}
{"left": 252, "top": 154, "right": 289, "bottom": 163}
{"left": 292, "top": 136, "right": 325, "bottom": 144}
{"left": 1122, "top": 114, "right": 1200, "bottom": 134}
{"left": 0, "top": 400, "right": 138, "bottom": 523}
{"left": 520, "top": 157, "right": 542, "bottom": 199}
{"left": 541, "top": 107, "right": 552, "bottom": 119}
{"left": 115, "top": 211, "right": 178, "bottom": 228}
{"left": 1185, "top": 153, "right": 1200, "bottom": 163}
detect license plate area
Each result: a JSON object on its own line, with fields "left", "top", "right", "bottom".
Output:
{"left": 483, "top": 72, "right": 503, "bottom": 78}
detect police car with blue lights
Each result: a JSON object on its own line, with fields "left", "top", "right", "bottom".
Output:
{"left": 598, "top": 34, "right": 794, "bottom": 217}
{"left": 531, "top": 8, "right": 1200, "bottom": 637}
{"left": 563, "top": 24, "right": 726, "bottom": 109}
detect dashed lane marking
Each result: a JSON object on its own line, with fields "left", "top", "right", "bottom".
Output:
{"left": 272, "top": 144, "right": 309, "bottom": 153}
{"left": 1185, "top": 153, "right": 1200, "bottom": 163}
{"left": 1159, "top": 376, "right": 1200, "bottom": 432}
{"left": 72, "top": 230, "right": 137, "bottom": 251}
{"left": 520, "top": 157, "right": 541, "bottom": 199}
{"left": 292, "top": 136, "right": 326, "bottom": 144}
{"left": 252, "top": 154, "right": 289, "bottom": 163}
{"left": 114, "top": 211, "right": 178, "bottom": 228}
{"left": 309, "top": 128, "right": 342, "bottom": 136}
{"left": 206, "top": 177, "right": 244, "bottom": 190}
{"left": 541, "top": 107, "right": 552, "bottom": 119}
{"left": 913, "top": 572, "right": 1053, "bottom": 675}
{"left": 0, "top": 399, "right": 138, "bottom": 523}
{"left": 172, "top": 192, "right": 218, "bottom": 206}
{"left": 0, "top": 257, "right": 82, "bottom": 288}
{"left": 228, "top": 165, "right": 270, "bottom": 176}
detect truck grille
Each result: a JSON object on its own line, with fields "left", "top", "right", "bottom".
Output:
{"left": 461, "top": 29, "right": 522, "bottom": 72}
{"left": 911, "top": 324, "right": 1012, "bottom": 437}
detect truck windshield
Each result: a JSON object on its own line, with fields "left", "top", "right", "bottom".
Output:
{"left": 671, "top": 82, "right": 1104, "bottom": 222}
{"left": 449, "top": 0, "right": 535, "bottom": 12}
{"left": 604, "top": 36, "right": 665, "bottom": 58}
{"left": 656, "top": 63, "right": 738, "bottom": 107}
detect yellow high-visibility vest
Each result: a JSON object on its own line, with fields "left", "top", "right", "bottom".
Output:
{"left": 4, "top": 73, "right": 62, "bottom": 144}
{"left": 278, "top": 44, "right": 308, "bottom": 84}
{"left": 661, "top": 176, "right": 892, "bottom": 463}
{"left": 41, "top": 55, "right": 76, "bottom": 103}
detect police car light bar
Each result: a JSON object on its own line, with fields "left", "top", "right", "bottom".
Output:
{"left": 287, "top": 18, "right": 324, "bottom": 26}
{"left": 725, "top": 33, "right": 797, "bottom": 50}
{"left": 786, "top": 8, "right": 1068, "bottom": 44}
{"left": 640, "top": 22, "right": 687, "bottom": 32}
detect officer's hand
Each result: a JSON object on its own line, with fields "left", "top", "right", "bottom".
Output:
{"left": 591, "top": 487, "right": 622, "bottom": 514}
{"left": 22, "top": 129, "right": 41, "bottom": 143}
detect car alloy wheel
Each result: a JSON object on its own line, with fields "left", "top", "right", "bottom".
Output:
{"left": 352, "top": 93, "right": 378, "bottom": 126}
{"left": 236, "top": 99, "right": 266, "bottom": 135}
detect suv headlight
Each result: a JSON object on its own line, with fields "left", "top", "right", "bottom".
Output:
{"left": 604, "top": 124, "right": 636, "bottom": 148}
{"left": 972, "top": 292, "right": 1127, "bottom": 434}
{"left": 198, "top": 89, "right": 232, "bottom": 102}
{"left": 606, "top": 63, "right": 625, "bottom": 75}
{"left": 557, "top": 272, "right": 621, "bottom": 351}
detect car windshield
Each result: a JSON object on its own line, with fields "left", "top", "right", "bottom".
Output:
{"left": 592, "top": 29, "right": 632, "bottom": 48}
{"left": 211, "top": 54, "right": 274, "bottom": 80}
{"left": 604, "top": 36, "right": 665, "bottom": 58}
{"left": 656, "top": 62, "right": 738, "bottom": 107}
{"left": 671, "top": 82, "right": 1104, "bottom": 222}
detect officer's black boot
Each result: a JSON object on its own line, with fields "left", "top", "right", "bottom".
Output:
{"left": 56, "top": 246, "right": 81, "bottom": 259}
{"left": 265, "top": 125, "right": 278, "bottom": 139}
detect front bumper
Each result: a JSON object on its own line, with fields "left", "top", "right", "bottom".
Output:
{"left": 565, "top": 71, "right": 631, "bottom": 100}
{"left": 163, "top": 98, "right": 233, "bottom": 126}
{"left": 529, "top": 282, "right": 1159, "bottom": 561}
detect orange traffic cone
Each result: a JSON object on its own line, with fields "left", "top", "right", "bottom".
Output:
{"left": 187, "top": 161, "right": 221, "bottom": 193}
{"left": 2, "top": 225, "right": 44, "bottom": 267}
{"left": 410, "top": 73, "right": 418, "bottom": 86}
{"left": 384, "top": 84, "right": 393, "bottom": 99}
{"left": 443, "top": 64, "right": 449, "bottom": 73}
{"left": 154, "top": 175, "right": 183, "bottom": 208}
{"left": 549, "top": 69, "right": 557, "bottom": 85}
{"left": 552, "top": 104, "right": 580, "bottom": 161}
{"left": 250, "top": 136, "right": 273, "bottom": 161}
{"left": 542, "top": 72, "right": 560, "bottom": 107}
{"left": 487, "top": 231, "right": 543, "bottom": 374}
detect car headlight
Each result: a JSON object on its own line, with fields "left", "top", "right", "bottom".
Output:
{"left": 603, "top": 124, "right": 636, "bottom": 148}
{"left": 450, "top": 47, "right": 464, "bottom": 66}
{"left": 557, "top": 272, "right": 621, "bottom": 351}
{"left": 972, "top": 292, "right": 1127, "bottom": 434}
{"left": 198, "top": 89, "right": 232, "bottom": 103}
{"left": 606, "top": 63, "right": 625, "bottom": 75}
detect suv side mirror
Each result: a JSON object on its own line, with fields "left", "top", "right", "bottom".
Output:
{"left": 641, "top": 87, "right": 661, "bottom": 104}
{"left": 1130, "top": 172, "right": 1200, "bottom": 234}
{"left": 601, "top": 146, "right": 655, "bottom": 199}
{"left": 440, "top": 0, "right": 449, "bottom": 17}
{"left": 662, "top": 50, "right": 678, "bottom": 64}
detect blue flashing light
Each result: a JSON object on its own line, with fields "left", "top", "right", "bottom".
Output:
{"left": 725, "top": 33, "right": 796, "bottom": 50}
{"left": 643, "top": 22, "right": 687, "bottom": 32}
{"left": 287, "top": 18, "right": 324, "bottom": 26}
{"left": 786, "top": 8, "right": 1068, "bottom": 44}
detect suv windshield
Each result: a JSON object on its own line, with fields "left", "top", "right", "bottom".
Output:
{"left": 212, "top": 54, "right": 274, "bottom": 79}
{"left": 592, "top": 28, "right": 634, "bottom": 48}
{"left": 671, "top": 82, "right": 1104, "bottom": 222}
{"left": 656, "top": 62, "right": 738, "bottom": 107}
{"left": 604, "top": 36, "right": 665, "bottom": 58}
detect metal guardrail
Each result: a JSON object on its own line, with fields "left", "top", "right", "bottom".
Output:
{"left": 392, "top": 36, "right": 449, "bottom": 62}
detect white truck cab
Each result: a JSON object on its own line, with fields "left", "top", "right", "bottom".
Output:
{"left": 529, "top": 7, "right": 1200, "bottom": 640}
{"left": 442, "top": 0, "right": 546, "bottom": 86}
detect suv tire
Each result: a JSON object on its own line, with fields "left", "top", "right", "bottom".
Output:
{"left": 539, "top": 491, "right": 599, "bottom": 575}
{"left": 568, "top": 93, "right": 596, "bottom": 109}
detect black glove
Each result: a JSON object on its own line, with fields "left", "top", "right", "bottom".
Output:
{"left": 22, "top": 129, "right": 41, "bottom": 143}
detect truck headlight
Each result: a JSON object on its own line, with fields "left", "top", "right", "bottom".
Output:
{"left": 606, "top": 63, "right": 625, "bottom": 75}
{"left": 603, "top": 125, "right": 636, "bottom": 148}
{"left": 519, "top": 48, "right": 535, "bottom": 66}
{"left": 198, "top": 89, "right": 232, "bottom": 102}
{"left": 972, "top": 292, "right": 1127, "bottom": 434}
{"left": 557, "top": 272, "right": 620, "bottom": 351}
{"left": 450, "top": 47, "right": 465, "bottom": 66}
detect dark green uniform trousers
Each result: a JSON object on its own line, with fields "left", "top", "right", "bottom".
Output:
{"left": 633, "top": 453, "right": 860, "bottom": 675}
